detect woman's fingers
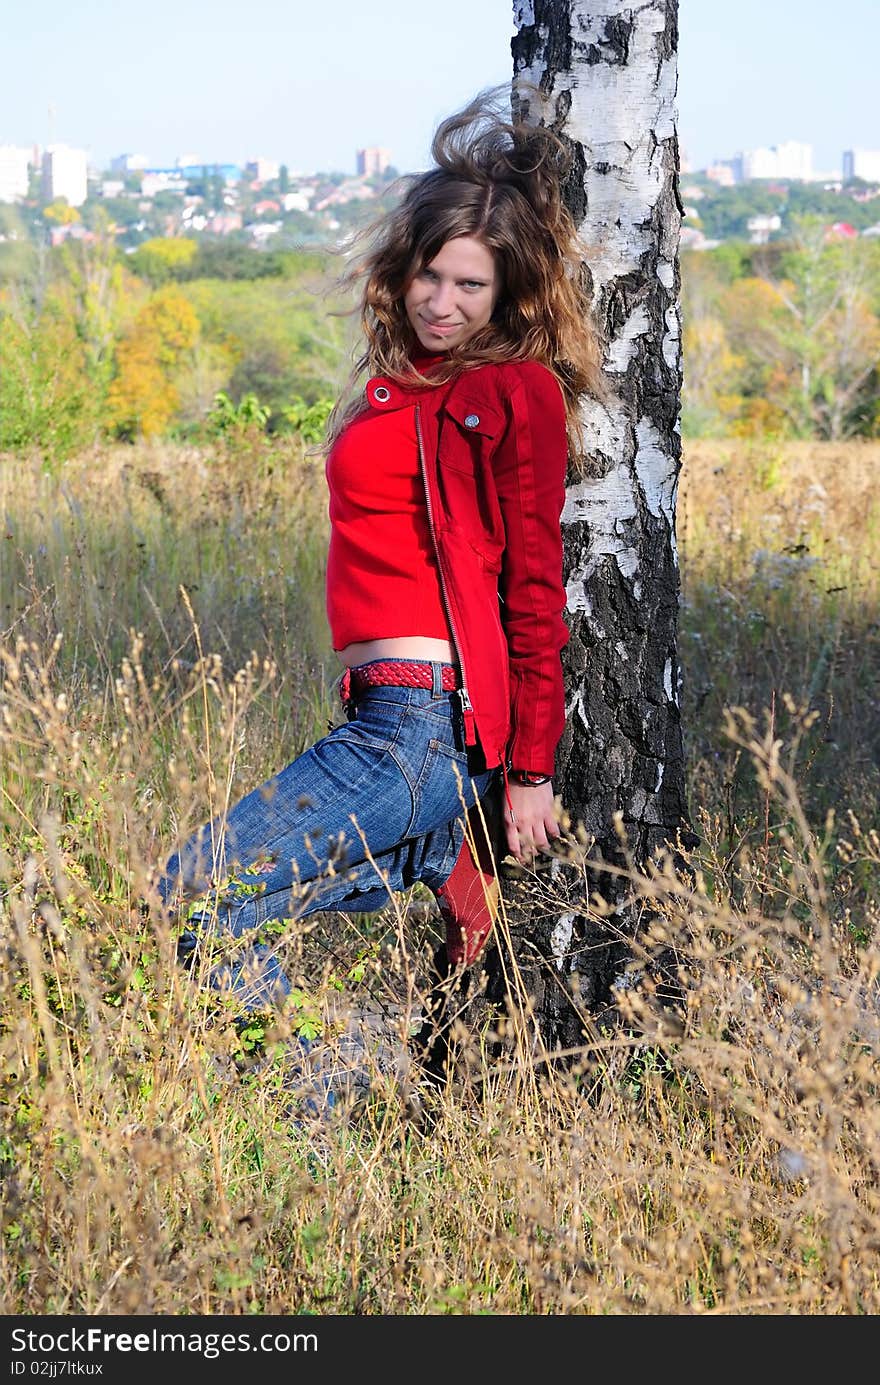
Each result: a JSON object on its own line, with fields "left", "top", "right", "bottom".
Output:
{"left": 503, "top": 783, "right": 563, "bottom": 860}
{"left": 504, "top": 812, "right": 560, "bottom": 861}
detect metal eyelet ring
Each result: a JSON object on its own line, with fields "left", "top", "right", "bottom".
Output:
{"left": 373, "top": 385, "right": 391, "bottom": 403}
{"left": 464, "top": 413, "right": 480, "bottom": 428}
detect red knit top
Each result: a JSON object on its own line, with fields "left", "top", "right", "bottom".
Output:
{"left": 324, "top": 358, "right": 451, "bottom": 651}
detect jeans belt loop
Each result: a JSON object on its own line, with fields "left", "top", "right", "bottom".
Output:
{"left": 430, "top": 660, "right": 443, "bottom": 698}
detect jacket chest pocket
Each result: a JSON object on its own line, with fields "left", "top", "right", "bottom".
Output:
{"left": 438, "top": 396, "right": 505, "bottom": 476}
{"left": 436, "top": 397, "right": 506, "bottom": 569}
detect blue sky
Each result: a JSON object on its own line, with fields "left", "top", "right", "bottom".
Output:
{"left": 2, "top": 0, "right": 876, "bottom": 176}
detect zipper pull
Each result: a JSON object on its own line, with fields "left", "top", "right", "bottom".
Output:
{"left": 459, "top": 686, "right": 477, "bottom": 746}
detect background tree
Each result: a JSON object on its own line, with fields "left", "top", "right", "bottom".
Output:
{"left": 680, "top": 316, "right": 746, "bottom": 437}
{"left": 0, "top": 288, "right": 95, "bottom": 458}
{"left": 478, "top": 0, "right": 691, "bottom": 1054}
{"left": 0, "top": 216, "right": 136, "bottom": 458}
{"left": 0, "top": 204, "right": 36, "bottom": 282}
{"left": 42, "top": 200, "right": 79, "bottom": 227}
{"left": 105, "top": 285, "right": 199, "bottom": 439}
{"left": 58, "top": 210, "right": 137, "bottom": 406}
{"left": 130, "top": 236, "right": 199, "bottom": 285}
{"left": 722, "top": 219, "right": 880, "bottom": 440}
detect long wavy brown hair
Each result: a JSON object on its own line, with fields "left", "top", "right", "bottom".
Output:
{"left": 325, "top": 86, "right": 605, "bottom": 458}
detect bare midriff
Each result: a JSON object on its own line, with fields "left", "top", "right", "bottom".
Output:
{"left": 337, "top": 636, "right": 456, "bottom": 668}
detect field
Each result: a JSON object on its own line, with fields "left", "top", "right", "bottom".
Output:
{"left": 1, "top": 435, "right": 879, "bottom": 1315}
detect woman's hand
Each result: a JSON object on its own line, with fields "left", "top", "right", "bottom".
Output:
{"left": 503, "top": 779, "right": 560, "bottom": 862}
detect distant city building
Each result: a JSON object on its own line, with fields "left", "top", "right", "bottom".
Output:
{"left": 207, "top": 211, "right": 243, "bottom": 235}
{"left": 740, "top": 141, "right": 813, "bottom": 181}
{"left": 314, "top": 177, "right": 377, "bottom": 211}
{"left": 680, "top": 224, "right": 721, "bottom": 252}
{"left": 725, "top": 154, "right": 745, "bottom": 183}
{"left": 245, "top": 156, "right": 280, "bottom": 183}
{"left": 100, "top": 179, "right": 125, "bottom": 199}
{"left": 843, "top": 149, "right": 880, "bottom": 183}
{"left": 356, "top": 146, "right": 391, "bottom": 177}
{"left": 141, "top": 172, "right": 183, "bottom": 198}
{"left": 0, "top": 144, "right": 31, "bottom": 202}
{"left": 48, "top": 223, "right": 94, "bottom": 247}
{"left": 178, "top": 163, "right": 242, "bottom": 183}
{"left": 249, "top": 221, "right": 281, "bottom": 242}
{"left": 706, "top": 162, "right": 736, "bottom": 187}
{"left": 42, "top": 144, "right": 88, "bottom": 207}
{"left": 181, "top": 207, "right": 208, "bottom": 231}
{"left": 140, "top": 164, "right": 242, "bottom": 197}
{"left": 111, "top": 153, "right": 149, "bottom": 174}
{"left": 826, "top": 221, "right": 858, "bottom": 240}
{"left": 747, "top": 213, "right": 782, "bottom": 244}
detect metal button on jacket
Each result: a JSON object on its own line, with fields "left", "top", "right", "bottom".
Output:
{"left": 373, "top": 385, "right": 391, "bottom": 403}
{"left": 464, "top": 413, "right": 480, "bottom": 428}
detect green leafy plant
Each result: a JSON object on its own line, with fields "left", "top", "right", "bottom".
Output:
{"left": 206, "top": 389, "right": 271, "bottom": 435}
{"left": 281, "top": 395, "right": 333, "bottom": 443}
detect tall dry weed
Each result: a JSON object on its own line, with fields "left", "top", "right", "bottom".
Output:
{"left": 0, "top": 437, "right": 878, "bottom": 1315}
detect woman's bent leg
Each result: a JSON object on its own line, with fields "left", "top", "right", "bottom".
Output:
{"left": 158, "top": 679, "right": 496, "bottom": 1010}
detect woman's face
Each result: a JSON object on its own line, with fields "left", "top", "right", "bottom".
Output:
{"left": 403, "top": 235, "right": 499, "bottom": 353}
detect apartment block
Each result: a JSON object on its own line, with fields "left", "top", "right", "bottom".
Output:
{"left": 843, "top": 149, "right": 880, "bottom": 183}
{"left": 41, "top": 144, "right": 88, "bottom": 207}
{"left": 111, "top": 153, "right": 149, "bottom": 174}
{"left": 0, "top": 144, "right": 31, "bottom": 202}
{"left": 741, "top": 141, "right": 813, "bottom": 181}
{"left": 245, "top": 156, "right": 280, "bottom": 183}
{"left": 356, "top": 146, "right": 392, "bottom": 177}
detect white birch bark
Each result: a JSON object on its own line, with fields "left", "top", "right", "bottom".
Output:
{"left": 505, "top": 1, "right": 692, "bottom": 1038}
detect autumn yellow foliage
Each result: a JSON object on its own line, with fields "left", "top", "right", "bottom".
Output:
{"left": 42, "top": 200, "right": 80, "bottom": 225}
{"left": 130, "top": 236, "right": 199, "bottom": 283}
{"left": 105, "top": 285, "right": 200, "bottom": 438}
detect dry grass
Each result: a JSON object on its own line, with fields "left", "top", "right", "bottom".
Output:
{"left": 1, "top": 436, "right": 879, "bottom": 1315}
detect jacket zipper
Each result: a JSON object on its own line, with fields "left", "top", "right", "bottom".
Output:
{"left": 415, "top": 402, "right": 477, "bottom": 747}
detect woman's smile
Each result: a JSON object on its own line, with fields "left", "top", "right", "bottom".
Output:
{"left": 420, "top": 318, "right": 462, "bottom": 335}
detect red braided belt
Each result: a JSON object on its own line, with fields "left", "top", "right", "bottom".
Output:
{"left": 339, "top": 659, "right": 460, "bottom": 707}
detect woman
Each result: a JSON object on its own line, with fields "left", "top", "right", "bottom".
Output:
{"left": 157, "top": 88, "right": 604, "bottom": 1021}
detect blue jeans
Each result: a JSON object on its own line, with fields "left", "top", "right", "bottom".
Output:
{"left": 159, "top": 660, "right": 497, "bottom": 1010}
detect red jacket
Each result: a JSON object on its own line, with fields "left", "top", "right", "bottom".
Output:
{"left": 363, "top": 359, "right": 569, "bottom": 777}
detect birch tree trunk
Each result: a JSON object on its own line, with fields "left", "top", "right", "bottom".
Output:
{"left": 492, "top": 0, "right": 694, "bottom": 1050}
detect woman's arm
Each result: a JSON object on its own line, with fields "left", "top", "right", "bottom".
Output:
{"left": 494, "top": 361, "right": 569, "bottom": 771}
{"left": 492, "top": 361, "right": 570, "bottom": 856}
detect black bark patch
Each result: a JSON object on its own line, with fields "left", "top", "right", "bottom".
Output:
{"left": 511, "top": 0, "right": 574, "bottom": 77}
{"left": 576, "top": 12, "right": 634, "bottom": 66}
{"left": 561, "top": 134, "right": 588, "bottom": 224}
